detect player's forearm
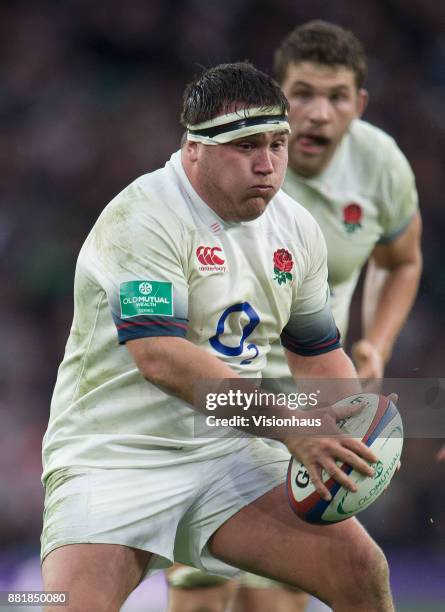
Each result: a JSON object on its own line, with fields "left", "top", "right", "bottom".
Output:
{"left": 286, "top": 346, "right": 357, "bottom": 378}
{"left": 127, "top": 336, "right": 240, "bottom": 407}
{"left": 362, "top": 259, "right": 422, "bottom": 362}
{"left": 285, "top": 348, "right": 362, "bottom": 403}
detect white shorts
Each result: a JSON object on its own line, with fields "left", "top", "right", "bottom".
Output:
{"left": 41, "top": 439, "right": 290, "bottom": 579}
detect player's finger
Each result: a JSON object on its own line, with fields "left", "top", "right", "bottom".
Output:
{"left": 306, "top": 463, "right": 332, "bottom": 501}
{"left": 341, "top": 437, "right": 378, "bottom": 464}
{"left": 387, "top": 393, "right": 398, "bottom": 404}
{"left": 332, "top": 445, "right": 375, "bottom": 478}
{"left": 333, "top": 400, "right": 368, "bottom": 421}
{"left": 322, "top": 459, "right": 358, "bottom": 493}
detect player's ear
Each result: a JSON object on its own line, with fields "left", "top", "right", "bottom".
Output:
{"left": 356, "top": 88, "right": 369, "bottom": 118}
{"left": 184, "top": 139, "right": 199, "bottom": 162}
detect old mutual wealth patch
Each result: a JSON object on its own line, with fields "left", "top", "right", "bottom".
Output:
{"left": 120, "top": 280, "right": 173, "bottom": 318}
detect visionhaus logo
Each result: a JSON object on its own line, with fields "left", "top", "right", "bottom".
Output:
{"left": 120, "top": 280, "right": 173, "bottom": 317}
{"left": 196, "top": 245, "right": 226, "bottom": 273}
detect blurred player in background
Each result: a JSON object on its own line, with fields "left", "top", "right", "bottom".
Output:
{"left": 269, "top": 20, "right": 422, "bottom": 382}
{"left": 168, "top": 21, "right": 422, "bottom": 612}
{"left": 41, "top": 61, "right": 392, "bottom": 612}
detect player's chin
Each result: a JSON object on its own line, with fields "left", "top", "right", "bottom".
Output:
{"left": 241, "top": 196, "right": 271, "bottom": 220}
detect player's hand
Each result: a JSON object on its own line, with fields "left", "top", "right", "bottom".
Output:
{"left": 436, "top": 445, "right": 445, "bottom": 462}
{"left": 351, "top": 339, "right": 384, "bottom": 389}
{"left": 282, "top": 402, "right": 378, "bottom": 502}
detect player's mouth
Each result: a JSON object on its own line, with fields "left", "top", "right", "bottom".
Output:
{"left": 249, "top": 185, "right": 274, "bottom": 194}
{"left": 296, "top": 133, "right": 331, "bottom": 154}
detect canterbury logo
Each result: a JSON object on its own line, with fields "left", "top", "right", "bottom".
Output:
{"left": 196, "top": 246, "right": 225, "bottom": 266}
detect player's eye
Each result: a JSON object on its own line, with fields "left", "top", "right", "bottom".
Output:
{"left": 272, "top": 140, "right": 286, "bottom": 150}
{"left": 292, "top": 89, "right": 312, "bottom": 101}
{"left": 236, "top": 141, "right": 255, "bottom": 150}
{"left": 331, "top": 92, "right": 349, "bottom": 103}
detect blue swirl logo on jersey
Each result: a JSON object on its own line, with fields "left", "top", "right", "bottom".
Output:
{"left": 210, "top": 302, "right": 260, "bottom": 364}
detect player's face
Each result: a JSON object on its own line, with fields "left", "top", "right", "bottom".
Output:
{"left": 281, "top": 62, "right": 368, "bottom": 177}
{"left": 188, "top": 131, "right": 288, "bottom": 222}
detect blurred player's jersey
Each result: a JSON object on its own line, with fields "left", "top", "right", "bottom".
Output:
{"left": 42, "top": 151, "right": 339, "bottom": 479}
{"left": 264, "top": 119, "right": 418, "bottom": 379}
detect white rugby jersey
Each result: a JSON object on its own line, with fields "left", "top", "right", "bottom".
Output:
{"left": 42, "top": 150, "right": 339, "bottom": 478}
{"left": 264, "top": 119, "right": 418, "bottom": 379}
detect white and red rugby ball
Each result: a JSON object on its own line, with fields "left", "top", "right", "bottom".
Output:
{"left": 287, "top": 393, "right": 403, "bottom": 524}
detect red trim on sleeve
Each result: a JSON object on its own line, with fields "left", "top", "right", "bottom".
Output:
{"left": 117, "top": 320, "right": 188, "bottom": 331}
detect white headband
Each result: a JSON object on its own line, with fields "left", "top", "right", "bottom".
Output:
{"left": 186, "top": 106, "right": 290, "bottom": 145}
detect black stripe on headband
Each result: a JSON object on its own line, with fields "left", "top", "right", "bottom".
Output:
{"left": 188, "top": 114, "right": 288, "bottom": 138}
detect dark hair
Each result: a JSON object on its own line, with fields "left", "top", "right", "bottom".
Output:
{"left": 181, "top": 61, "right": 289, "bottom": 127}
{"left": 274, "top": 20, "right": 367, "bottom": 89}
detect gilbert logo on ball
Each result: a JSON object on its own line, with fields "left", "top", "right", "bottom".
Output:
{"left": 287, "top": 394, "right": 403, "bottom": 524}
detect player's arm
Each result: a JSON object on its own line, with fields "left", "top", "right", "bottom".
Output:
{"left": 352, "top": 212, "right": 422, "bottom": 379}
{"left": 285, "top": 344, "right": 357, "bottom": 379}
{"left": 128, "top": 335, "right": 376, "bottom": 501}
{"left": 126, "top": 336, "right": 240, "bottom": 405}
{"left": 281, "top": 346, "right": 376, "bottom": 500}
{"left": 127, "top": 335, "right": 359, "bottom": 416}
{"left": 276, "top": 217, "right": 378, "bottom": 498}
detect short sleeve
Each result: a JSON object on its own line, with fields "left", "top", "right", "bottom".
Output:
{"left": 281, "top": 221, "right": 341, "bottom": 356}
{"left": 378, "top": 143, "right": 418, "bottom": 243}
{"left": 88, "top": 186, "right": 189, "bottom": 344}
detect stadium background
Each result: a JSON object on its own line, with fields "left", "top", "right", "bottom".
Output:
{"left": 0, "top": 0, "right": 443, "bottom": 610}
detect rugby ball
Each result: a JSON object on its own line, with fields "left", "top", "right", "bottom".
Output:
{"left": 287, "top": 393, "right": 403, "bottom": 524}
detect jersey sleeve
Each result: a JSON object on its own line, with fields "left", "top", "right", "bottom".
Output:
{"left": 378, "top": 142, "right": 419, "bottom": 243}
{"left": 281, "top": 221, "right": 341, "bottom": 356}
{"left": 90, "top": 185, "right": 189, "bottom": 344}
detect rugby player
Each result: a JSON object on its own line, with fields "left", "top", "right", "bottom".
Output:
{"left": 42, "top": 61, "right": 394, "bottom": 612}
{"left": 168, "top": 22, "right": 422, "bottom": 612}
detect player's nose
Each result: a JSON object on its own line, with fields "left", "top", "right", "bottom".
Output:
{"left": 253, "top": 148, "right": 274, "bottom": 174}
{"left": 307, "top": 96, "right": 331, "bottom": 124}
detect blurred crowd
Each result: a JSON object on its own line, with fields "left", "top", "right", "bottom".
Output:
{"left": 0, "top": 0, "right": 444, "bottom": 573}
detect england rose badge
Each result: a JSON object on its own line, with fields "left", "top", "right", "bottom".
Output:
{"left": 273, "top": 248, "right": 294, "bottom": 285}
{"left": 343, "top": 203, "right": 362, "bottom": 233}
